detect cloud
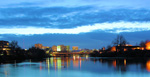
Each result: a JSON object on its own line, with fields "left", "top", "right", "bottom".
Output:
{"left": 0, "top": 7, "right": 150, "bottom": 28}
{"left": 0, "top": 36, "right": 3, "bottom": 38}
{"left": 0, "top": 22, "right": 150, "bottom": 35}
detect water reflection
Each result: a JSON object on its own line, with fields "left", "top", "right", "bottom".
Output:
{"left": 43, "top": 56, "right": 150, "bottom": 73}
{"left": 1, "top": 55, "right": 150, "bottom": 77}
{"left": 43, "top": 55, "right": 89, "bottom": 70}
{"left": 146, "top": 60, "right": 150, "bottom": 72}
{"left": 90, "top": 58, "right": 150, "bottom": 73}
{"left": 112, "top": 60, "right": 116, "bottom": 68}
{"left": 40, "top": 62, "right": 42, "bottom": 71}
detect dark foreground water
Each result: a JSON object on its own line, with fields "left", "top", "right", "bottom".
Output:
{"left": 1, "top": 56, "right": 150, "bottom": 77}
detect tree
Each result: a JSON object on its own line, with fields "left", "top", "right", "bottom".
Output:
{"left": 139, "top": 41, "right": 146, "bottom": 47}
{"left": 9, "top": 40, "right": 20, "bottom": 51}
{"left": 112, "top": 35, "right": 129, "bottom": 52}
{"left": 27, "top": 47, "right": 46, "bottom": 59}
{"left": 112, "top": 35, "right": 128, "bottom": 46}
{"left": 106, "top": 45, "right": 112, "bottom": 51}
{"left": 9, "top": 40, "right": 22, "bottom": 55}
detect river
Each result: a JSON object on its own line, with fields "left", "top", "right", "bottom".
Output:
{"left": 0, "top": 56, "right": 150, "bottom": 77}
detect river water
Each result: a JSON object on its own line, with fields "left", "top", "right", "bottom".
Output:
{"left": 0, "top": 56, "right": 150, "bottom": 77}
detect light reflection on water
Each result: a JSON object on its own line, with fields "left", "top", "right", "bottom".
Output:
{"left": 1, "top": 55, "right": 150, "bottom": 77}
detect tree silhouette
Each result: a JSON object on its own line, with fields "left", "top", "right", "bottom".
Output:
{"left": 106, "top": 45, "right": 112, "bottom": 50}
{"left": 9, "top": 40, "right": 26, "bottom": 56}
{"left": 9, "top": 40, "right": 20, "bottom": 51}
{"left": 112, "top": 35, "right": 128, "bottom": 46}
{"left": 27, "top": 47, "right": 46, "bottom": 59}
{"left": 139, "top": 41, "right": 146, "bottom": 47}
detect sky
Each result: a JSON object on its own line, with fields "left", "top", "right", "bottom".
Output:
{"left": 0, "top": 0, "right": 150, "bottom": 49}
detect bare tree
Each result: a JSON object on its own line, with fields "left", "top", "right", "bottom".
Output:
{"left": 9, "top": 40, "right": 20, "bottom": 51}
{"left": 112, "top": 35, "right": 128, "bottom": 46}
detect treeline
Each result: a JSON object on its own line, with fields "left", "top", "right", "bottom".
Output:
{"left": 0, "top": 41, "right": 48, "bottom": 63}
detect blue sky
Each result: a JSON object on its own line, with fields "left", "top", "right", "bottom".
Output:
{"left": 0, "top": 0, "right": 150, "bottom": 49}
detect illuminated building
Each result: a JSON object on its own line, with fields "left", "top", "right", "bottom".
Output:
{"left": 0, "top": 41, "right": 9, "bottom": 48}
{"left": 52, "top": 45, "right": 57, "bottom": 52}
{"left": 66, "top": 45, "right": 70, "bottom": 52}
{"left": 0, "top": 40, "right": 11, "bottom": 55}
{"left": 57, "top": 45, "right": 66, "bottom": 52}
{"left": 146, "top": 42, "right": 150, "bottom": 50}
{"left": 42, "top": 46, "right": 49, "bottom": 50}
{"left": 102, "top": 47, "right": 105, "bottom": 51}
{"left": 111, "top": 46, "right": 116, "bottom": 52}
{"left": 57, "top": 45, "right": 61, "bottom": 52}
{"left": 35, "top": 43, "right": 49, "bottom": 50}
{"left": 140, "top": 47, "right": 145, "bottom": 50}
{"left": 35, "top": 43, "right": 43, "bottom": 49}
{"left": 111, "top": 44, "right": 140, "bottom": 52}
{"left": 72, "top": 46, "right": 78, "bottom": 51}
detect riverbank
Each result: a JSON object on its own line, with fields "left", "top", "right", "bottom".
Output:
{"left": 0, "top": 54, "right": 49, "bottom": 64}
{"left": 1, "top": 50, "right": 150, "bottom": 63}
{"left": 90, "top": 50, "right": 150, "bottom": 58}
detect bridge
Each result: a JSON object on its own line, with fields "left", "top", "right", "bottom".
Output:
{"left": 51, "top": 52, "right": 91, "bottom": 57}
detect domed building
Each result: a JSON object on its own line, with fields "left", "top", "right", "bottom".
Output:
{"left": 111, "top": 46, "right": 116, "bottom": 52}
{"left": 146, "top": 42, "right": 150, "bottom": 50}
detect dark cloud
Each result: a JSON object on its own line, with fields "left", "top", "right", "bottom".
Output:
{"left": 0, "top": 7, "right": 150, "bottom": 28}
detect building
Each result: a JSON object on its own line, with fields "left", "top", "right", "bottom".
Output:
{"left": 111, "top": 46, "right": 116, "bottom": 52}
{"left": 66, "top": 45, "right": 70, "bottom": 52}
{"left": 111, "top": 44, "right": 140, "bottom": 52}
{"left": 146, "top": 42, "right": 150, "bottom": 50}
{"left": 42, "top": 46, "right": 49, "bottom": 50}
{"left": 52, "top": 45, "right": 57, "bottom": 52}
{"left": 57, "top": 45, "right": 66, "bottom": 52}
{"left": 0, "top": 41, "right": 11, "bottom": 55}
{"left": 72, "top": 46, "right": 78, "bottom": 51}
{"left": 35, "top": 43, "right": 43, "bottom": 49}
{"left": 57, "top": 45, "right": 61, "bottom": 52}
{"left": 35, "top": 43, "right": 49, "bottom": 50}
